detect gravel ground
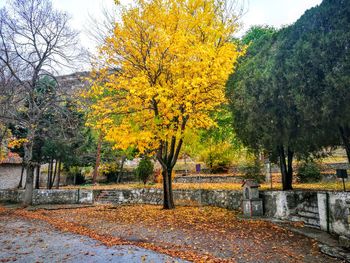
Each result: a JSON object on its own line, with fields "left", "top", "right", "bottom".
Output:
{"left": 0, "top": 215, "right": 187, "bottom": 263}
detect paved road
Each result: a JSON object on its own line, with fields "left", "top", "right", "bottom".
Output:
{"left": 0, "top": 216, "right": 187, "bottom": 263}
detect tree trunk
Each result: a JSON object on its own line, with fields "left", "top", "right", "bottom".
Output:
{"left": 339, "top": 125, "right": 350, "bottom": 163}
{"left": 278, "top": 145, "right": 293, "bottom": 191}
{"left": 47, "top": 159, "right": 50, "bottom": 189}
{"left": 23, "top": 165, "right": 34, "bottom": 205}
{"left": 116, "top": 155, "right": 126, "bottom": 183}
{"left": 162, "top": 168, "right": 175, "bottom": 209}
{"left": 35, "top": 164, "right": 40, "bottom": 189}
{"left": 56, "top": 160, "right": 62, "bottom": 189}
{"left": 0, "top": 126, "right": 7, "bottom": 160}
{"left": 279, "top": 145, "right": 287, "bottom": 188}
{"left": 92, "top": 133, "right": 102, "bottom": 184}
{"left": 18, "top": 164, "right": 25, "bottom": 189}
{"left": 287, "top": 147, "right": 294, "bottom": 190}
{"left": 156, "top": 131, "right": 186, "bottom": 209}
{"left": 47, "top": 158, "right": 53, "bottom": 189}
{"left": 209, "top": 141, "right": 213, "bottom": 173}
{"left": 51, "top": 159, "right": 58, "bottom": 188}
{"left": 23, "top": 132, "right": 35, "bottom": 205}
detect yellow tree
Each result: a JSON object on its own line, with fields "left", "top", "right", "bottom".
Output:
{"left": 86, "top": 0, "right": 244, "bottom": 209}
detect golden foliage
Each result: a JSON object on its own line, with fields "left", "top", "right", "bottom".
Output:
{"left": 84, "top": 0, "right": 244, "bottom": 154}
{"left": 7, "top": 138, "right": 28, "bottom": 149}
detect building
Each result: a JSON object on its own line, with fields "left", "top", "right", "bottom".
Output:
{"left": 0, "top": 152, "right": 25, "bottom": 190}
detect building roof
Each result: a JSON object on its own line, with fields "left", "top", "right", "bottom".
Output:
{"left": 242, "top": 180, "right": 260, "bottom": 188}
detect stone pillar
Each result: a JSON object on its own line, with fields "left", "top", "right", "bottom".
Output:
{"left": 242, "top": 180, "right": 263, "bottom": 217}
{"left": 317, "top": 192, "right": 328, "bottom": 232}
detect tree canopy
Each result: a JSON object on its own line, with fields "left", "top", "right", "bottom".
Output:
{"left": 86, "top": 0, "right": 243, "bottom": 208}
{"left": 0, "top": 0, "right": 81, "bottom": 204}
{"left": 227, "top": 0, "right": 350, "bottom": 190}
{"left": 279, "top": 0, "right": 350, "bottom": 162}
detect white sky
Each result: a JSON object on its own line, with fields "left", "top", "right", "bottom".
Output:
{"left": 0, "top": 0, "right": 322, "bottom": 67}
{"left": 53, "top": 0, "right": 322, "bottom": 50}
{"left": 49, "top": 0, "right": 323, "bottom": 52}
{"left": 242, "top": 0, "right": 322, "bottom": 31}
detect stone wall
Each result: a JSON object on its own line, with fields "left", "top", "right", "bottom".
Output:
{"left": 0, "top": 189, "right": 93, "bottom": 205}
{"left": 262, "top": 191, "right": 350, "bottom": 238}
{"left": 174, "top": 175, "right": 244, "bottom": 184}
{"left": 33, "top": 189, "right": 93, "bottom": 205}
{"left": 1, "top": 187, "right": 349, "bottom": 239}
{"left": 0, "top": 164, "right": 26, "bottom": 189}
{"left": 94, "top": 189, "right": 163, "bottom": 205}
{"left": 262, "top": 191, "right": 318, "bottom": 219}
{"left": 317, "top": 192, "right": 350, "bottom": 237}
{"left": 94, "top": 188, "right": 243, "bottom": 210}
{"left": 0, "top": 189, "right": 24, "bottom": 203}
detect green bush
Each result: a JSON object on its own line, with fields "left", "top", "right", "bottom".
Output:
{"left": 136, "top": 157, "right": 154, "bottom": 185}
{"left": 240, "top": 161, "right": 265, "bottom": 183}
{"left": 297, "top": 161, "right": 321, "bottom": 183}
{"left": 200, "top": 142, "right": 234, "bottom": 174}
{"left": 100, "top": 163, "right": 120, "bottom": 183}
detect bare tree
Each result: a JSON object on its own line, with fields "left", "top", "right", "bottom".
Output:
{"left": 0, "top": 0, "right": 82, "bottom": 205}
{"left": 86, "top": 5, "right": 118, "bottom": 48}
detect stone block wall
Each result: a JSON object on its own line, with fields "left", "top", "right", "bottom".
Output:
{"left": 0, "top": 188, "right": 242, "bottom": 210}
{"left": 200, "top": 189, "right": 242, "bottom": 210}
{"left": 262, "top": 191, "right": 350, "bottom": 238}
{"left": 33, "top": 189, "right": 94, "bottom": 205}
{"left": 33, "top": 190, "right": 79, "bottom": 205}
{"left": 262, "top": 190, "right": 320, "bottom": 228}
{"left": 174, "top": 175, "right": 244, "bottom": 184}
{"left": 318, "top": 192, "right": 350, "bottom": 238}
{"left": 94, "top": 188, "right": 243, "bottom": 210}
{"left": 94, "top": 189, "right": 163, "bottom": 205}
{"left": 262, "top": 191, "right": 318, "bottom": 218}
{"left": 0, "top": 189, "right": 93, "bottom": 205}
{"left": 0, "top": 189, "right": 24, "bottom": 203}
{"left": 1, "top": 187, "right": 350, "bottom": 239}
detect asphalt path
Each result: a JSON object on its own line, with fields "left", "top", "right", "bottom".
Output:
{"left": 0, "top": 215, "right": 187, "bottom": 263}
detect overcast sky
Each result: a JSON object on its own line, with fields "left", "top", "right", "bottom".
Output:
{"left": 0, "top": 0, "right": 322, "bottom": 69}
{"left": 0, "top": 0, "right": 322, "bottom": 51}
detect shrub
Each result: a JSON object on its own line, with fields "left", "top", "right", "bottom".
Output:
{"left": 200, "top": 142, "right": 234, "bottom": 173}
{"left": 100, "top": 163, "right": 120, "bottom": 183}
{"left": 136, "top": 157, "right": 154, "bottom": 185}
{"left": 240, "top": 161, "right": 265, "bottom": 183}
{"left": 297, "top": 161, "right": 321, "bottom": 183}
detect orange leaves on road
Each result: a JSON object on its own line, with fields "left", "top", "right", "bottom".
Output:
{"left": 15, "top": 205, "right": 332, "bottom": 262}
{"left": 0, "top": 206, "right": 7, "bottom": 213}
{"left": 11, "top": 206, "right": 225, "bottom": 263}
{"left": 0, "top": 204, "right": 336, "bottom": 262}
